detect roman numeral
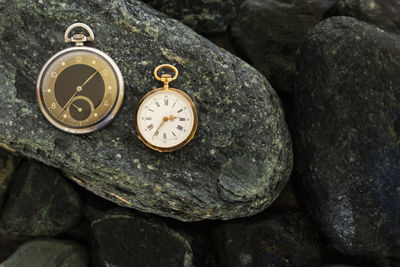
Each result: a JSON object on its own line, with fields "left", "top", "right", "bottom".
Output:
{"left": 155, "top": 101, "right": 160, "bottom": 107}
{"left": 172, "top": 132, "right": 176, "bottom": 136}
{"left": 148, "top": 109, "right": 154, "bottom": 112}
{"left": 164, "top": 99, "right": 168, "bottom": 105}
{"left": 146, "top": 117, "right": 152, "bottom": 120}
{"left": 179, "top": 118, "right": 185, "bottom": 121}
{"left": 163, "top": 133, "right": 167, "bottom": 139}
{"left": 147, "top": 124, "right": 154, "bottom": 130}
{"left": 177, "top": 109, "right": 183, "bottom": 113}
{"left": 177, "top": 125, "right": 183, "bottom": 131}
{"left": 154, "top": 131, "right": 159, "bottom": 136}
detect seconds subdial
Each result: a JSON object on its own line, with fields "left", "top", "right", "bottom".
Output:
{"left": 67, "top": 96, "right": 95, "bottom": 121}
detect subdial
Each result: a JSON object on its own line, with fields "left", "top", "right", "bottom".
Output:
{"left": 67, "top": 96, "right": 94, "bottom": 121}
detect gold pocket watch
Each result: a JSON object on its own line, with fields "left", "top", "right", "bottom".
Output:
{"left": 136, "top": 65, "right": 198, "bottom": 152}
{"left": 36, "top": 23, "right": 124, "bottom": 134}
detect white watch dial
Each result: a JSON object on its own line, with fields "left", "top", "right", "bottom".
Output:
{"left": 137, "top": 89, "right": 196, "bottom": 149}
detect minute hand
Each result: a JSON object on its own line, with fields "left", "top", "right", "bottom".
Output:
{"left": 81, "top": 70, "right": 99, "bottom": 87}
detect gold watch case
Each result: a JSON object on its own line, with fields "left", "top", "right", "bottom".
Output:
{"left": 135, "top": 65, "right": 198, "bottom": 152}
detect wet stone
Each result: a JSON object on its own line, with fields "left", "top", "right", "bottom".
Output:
{"left": 90, "top": 209, "right": 195, "bottom": 267}
{"left": 293, "top": 16, "right": 400, "bottom": 257}
{"left": 330, "top": 0, "right": 400, "bottom": 35}
{"left": 231, "top": 0, "right": 336, "bottom": 94}
{"left": 0, "top": 149, "right": 20, "bottom": 211}
{"left": 214, "top": 212, "right": 321, "bottom": 267}
{"left": 0, "top": 160, "right": 83, "bottom": 238}
{"left": 0, "top": 239, "right": 89, "bottom": 267}
{"left": 143, "top": 0, "right": 236, "bottom": 33}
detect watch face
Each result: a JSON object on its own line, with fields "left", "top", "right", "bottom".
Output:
{"left": 136, "top": 88, "right": 198, "bottom": 152}
{"left": 37, "top": 47, "right": 124, "bottom": 134}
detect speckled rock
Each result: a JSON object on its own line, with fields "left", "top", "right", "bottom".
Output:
{"left": 231, "top": 0, "right": 336, "bottom": 94}
{"left": 294, "top": 17, "right": 400, "bottom": 257}
{"left": 0, "top": 160, "right": 83, "bottom": 238}
{"left": 0, "top": 0, "right": 292, "bottom": 221}
{"left": 213, "top": 212, "right": 321, "bottom": 266}
{"left": 89, "top": 209, "right": 194, "bottom": 267}
{"left": 330, "top": 0, "right": 400, "bottom": 34}
{"left": 0, "top": 239, "right": 89, "bottom": 267}
{"left": 0, "top": 149, "right": 20, "bottom": 210}
{"left": 143, "top": 0, "right": 236, "bottom": 33}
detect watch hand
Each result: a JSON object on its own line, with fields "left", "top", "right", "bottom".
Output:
{"left": 57, "top": 90, "right": 78, "bottom": 118}
{"left": 81, "top": 70, "right": 99, "bottom": 87}
{"left": 73, "top": 104, "right": 82, "bottom": 112}
{"left": 168, "top": 115, "right": 181, "bottom": 121}
{"left": 56, "top": 70, "right": 98, "bottom": 118}
{"left": 153, "top": 116, "right": 169, "bottom": 136}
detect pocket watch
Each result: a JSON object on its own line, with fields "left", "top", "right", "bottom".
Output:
{"left": 36, "top": 23, "right": 124, "bottom": 134}
{"left": 136, "top": 64, "right": 198, "bottom": 152}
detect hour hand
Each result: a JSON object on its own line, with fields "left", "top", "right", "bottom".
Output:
{"left": 168, "top": 115, "right": 179, "bottom": 121}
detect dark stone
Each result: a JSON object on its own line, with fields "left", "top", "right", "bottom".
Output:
{"left": 0, "top": 160, "right": 83, "bottom": 238}
{"left": 330, "top": 0, "right": 400, "bottom": 35}
{"left": 0, "top": 239, "right": 89, "bottom": 267}
{"left": 293, "top": 16, "right": 400, "bottom": 257}
{"left": 205, "top": 31, "right": 243, "bottom": 59}
{"left": 268, "top": 180, "right": 300, "bottom": 211}
{"left": 0, "top": 0, "right": 292, "bottom": 221}
{"left": 0, "top": 233, "right": 22, "bottom": 263}
{"left": 85, "top": 192, "right": 216, "bottom": 266}
{"left": 214, "top": 212, "right": 321, "bottom": 266}
{"left": 0, "top": 149, "right": 20, "bottom": 211}
{"left": 90, "top": 209, "right": 195, "bottom": 267}
{"left": 143, "top": 0, "right": 236, "bottom": 33}
{"left": 231, "top": 0, "right": 336, "bottom": 94}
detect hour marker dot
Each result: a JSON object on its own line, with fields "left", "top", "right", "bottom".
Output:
{"left": 61, "top": 62, "right": 66, "bottom": 66}
{"left": 63, "top": 114, "right": 67, "bottom": 118}
{"left": 92, "top": 60, "right": 96, "bottom": 64}
{"left": 108, "top": 86, "right": 112, "bottom": 90}
{"left": 94, "top": 113, "right": 98, "bottom": 117}
{"left": 47, "top": 89, "right": 51, "bottom": 93}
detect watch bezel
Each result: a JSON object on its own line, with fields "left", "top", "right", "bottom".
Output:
{"left": 36, "top": 46, "right": 124, "bottom": 134}
{"left": 135, "top": 87, "right": 198, "bottom": 152}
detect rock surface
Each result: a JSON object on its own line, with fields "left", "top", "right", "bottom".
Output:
{"left": 0, "top": 0, "right": 292, "bottom": 221}
{"left": 0, "top": 239, "right": 89, "bottom": 267}
{"left": 331, "top": 0, "right": 400, "bottom": 34}
{"left": 0, "top": 233, "right": 21, "bottom": 263}
{"left": 294, "top": 16, "right": 400, "bottom": 257}
{"left": 0, "top": 149, "right": 19, "bottom": 210}
{"left": 213, "top": 212, "right": 321, "bottom": 266}
{"left": 0, "top": 160, "right": 83, "bottom": 238}
{"left": 143, "top": 0, "right": 236, "bottom": 34}
{"left": 90, "top": 209, "right": 194, "bottom": 267}
{"left": 231, "top": 0, "right": 336, "bottom": 94}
